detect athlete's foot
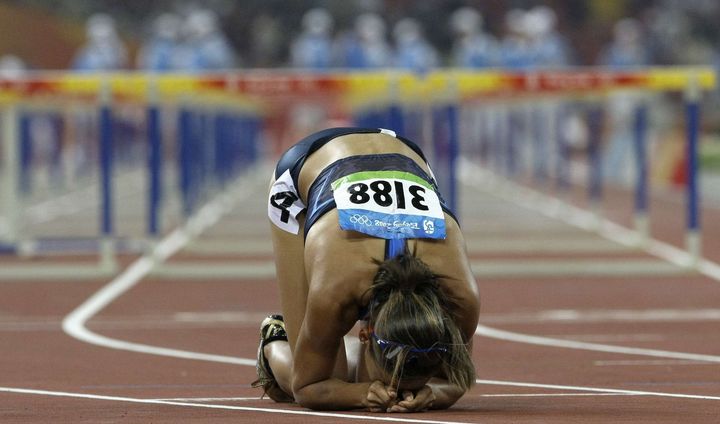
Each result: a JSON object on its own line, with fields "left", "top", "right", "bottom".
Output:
{"left": 251, "top": 315, "right": 294, "bottom": 402}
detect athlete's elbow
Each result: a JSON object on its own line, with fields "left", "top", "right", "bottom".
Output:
{"left": 292, "top": 384, "right": 330, "bottom": 410}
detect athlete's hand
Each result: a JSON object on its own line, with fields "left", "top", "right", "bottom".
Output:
{"left": 365, "top": 381, "right": 397, "bottom": 412}
{"left": 388, "top": 386, "right": 435, "bottom": 412}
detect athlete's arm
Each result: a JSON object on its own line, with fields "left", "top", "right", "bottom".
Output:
{"left": 388, "top": 377, "right": 466, "bottom": 412}
{"left": 291, "top": 278, "right": 394, "bottom": 411}
{"left": 427, "top": 381, "right": 466, "bottom": 409}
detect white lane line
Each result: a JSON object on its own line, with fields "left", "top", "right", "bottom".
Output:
{"left": 56, "top": 163, "right": 720, "bottom": 407}
{"left": 462, "top": 162, "right": 720, "bottom": 366}
{"left": 174, "top": 311, "right": 269, "bottom": 323}
{"left": 465, "top": 237, "right": 632, "bottom": 254}
{"left": 141, "top": 258, "right": 689, "bottom": 280}
{"left": 0, "top": 312, "right": 267, "bottom": 333}
{"left": 546, "top": 334, "right": 665, "bottom": 343}
{"left": 594, "top": 359, "right": 714, "bottom": 367}
{"left": 475, "top": 380, "right": 720, "bottom": 401}
{"left": 61, "top": 172, "right": 265, "bottom": 367}
{"left": 0, "top": 386, "right": 475, "bottom": 424}
{"left": 62, "top": 254, "right": 253, "bottom": 365}
{"left": 184, "top": 239, "right": 273, "bottom": 255}
{"left": 481, "top": 393, "right": 630, "bottom": 397}
{"left": 151, "top": 261, "right": 276, "bottom": 279}
{"left": 480, "top": 308, "right": 720, "bottom": 324}
{"left": 460, "top": 160, "right": 720, "bottom": 280}
{"left": 699, "top": 259, "right": 720, "bottom": 282}
{"left": 148, "top": 397, "right": 261, "bottom": 402}
{"left": 186, "top": 308, "right": 720, "bottom": 326}
{"left": 3, "top": 379, "right": 718, "bottom": 424}
{"left": 476, "top": 325, "right": 720, "bottom": 363}
{"left": 471, "top": 258, "right": 688, "bottom": 278}
{"left": 0, "top": 265, "right": 115, "bottom": 281}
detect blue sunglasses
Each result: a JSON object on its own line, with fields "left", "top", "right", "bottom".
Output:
{"left": 370, "top": 331, "right": 448, "bottom": 361}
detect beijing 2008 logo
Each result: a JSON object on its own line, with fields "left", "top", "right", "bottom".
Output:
{"left": 423, "top": 219, "right": 435, "bottom": 234}
{"left": 349, "top": 214, "right": 372, "bottom": 226}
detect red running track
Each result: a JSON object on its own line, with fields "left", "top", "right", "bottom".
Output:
{"left": 1, "top": 173, "right": 719, "bottom": 423}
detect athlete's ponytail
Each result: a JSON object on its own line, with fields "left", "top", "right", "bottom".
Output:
{"left": 365, "top": 250, "right": 476, "bottom": 391}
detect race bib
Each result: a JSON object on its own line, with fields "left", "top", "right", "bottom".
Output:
{"left": 268, "top": 169, "right": 306, "bottom": 234}
{"left": 332, "top": 171, "right": 446, "bottom": 239}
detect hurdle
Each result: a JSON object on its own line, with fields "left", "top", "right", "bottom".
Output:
{"left": 684, "top": 74, "right": 702, "bottom": 265}
{"left": 0, "top": 104, "right": 19, "bottom": 250}
{"left": 451, "top": 67, "right": 716, "bottom": 268}
{"left": 0, "top": 68, "right": 715, "bottom": 280}
{"left": 0, "top": 73, "right": 263, "bottom": 279}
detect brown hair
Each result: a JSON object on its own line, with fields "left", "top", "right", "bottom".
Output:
{"left": 364, "top": 250, "right": 475, "bottom": 392}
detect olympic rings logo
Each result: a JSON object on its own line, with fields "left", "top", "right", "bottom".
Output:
{"left": 349, "top": 214, "right": 373, "bottom": 226}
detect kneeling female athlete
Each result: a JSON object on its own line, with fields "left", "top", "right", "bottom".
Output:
{"left": 254, "top": 127, "right": 480, "bottom": 412}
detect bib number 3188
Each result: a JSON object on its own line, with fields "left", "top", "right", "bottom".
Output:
{"left": 332, "top": 171, "right": 446, "bottom": 240}
{"left": 347, "top": 180, "right": 428, "bottom": 211}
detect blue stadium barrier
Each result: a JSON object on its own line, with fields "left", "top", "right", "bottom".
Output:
{"left": 633, "top": 103, "right": 649, "bottom": 237}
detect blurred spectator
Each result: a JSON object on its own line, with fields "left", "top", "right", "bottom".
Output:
{"left": 643, "top": 6, "right": 684, "bottom": 65}
{"left": 173, "top": 8, "right": 236, "bottom": 71}
{"left": 72, "top": 13, "right": 128, "bottom": 71}
{"left": 334, "top": 13, "right": 392, "bottom": 68}
{"left": 449, "top": 7, "right": 498, "bottom": 68}
{"left": 290, "top": 8, "right": 335, "bottom": 69}
{"left": 598, "top": 18, "right": 651, "bottom": 68}
{"left": 524, "top": 6, "right": 573, "bottom": 68}
{"left": 137, "top": 13, "right": 182, "bottom": 71}
{"left": 648, "top": 1, "right": 717, "bottom": 62}
{"left": 0, "top": 55, "right": 27, "bottom": 79}
{"left": 392, "top": 17, "right": 438, "bottom": 73}
{"left": 250, "top": 14, "right": 283, "bottom": 68}
{"left": 499, "top": 9, "right": 535, "bottom": 69}
{"left": 6, "top": 1, "right": 720, "bottom": 70}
